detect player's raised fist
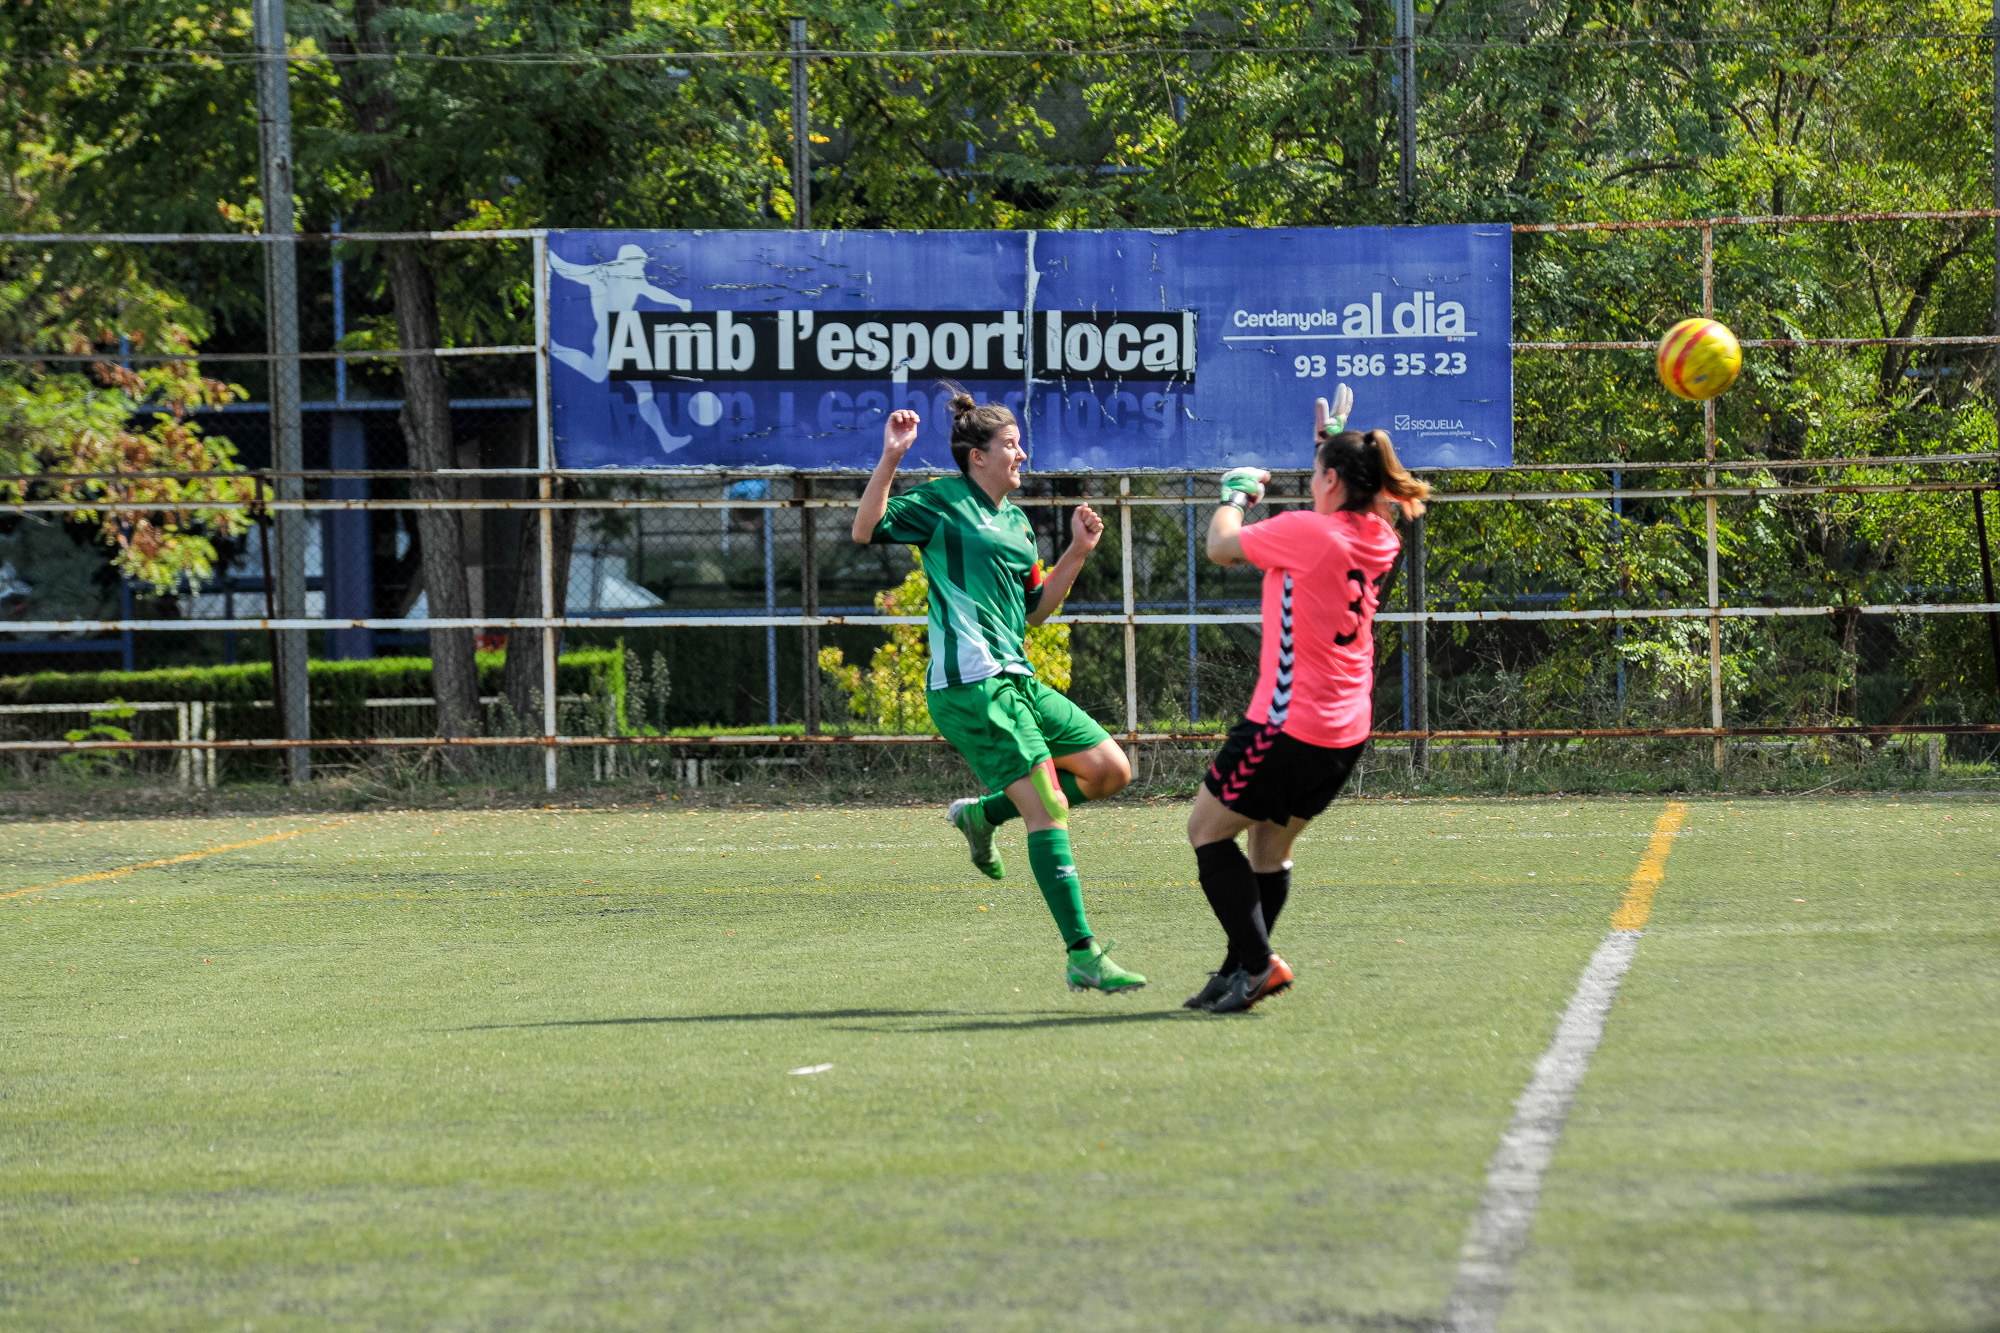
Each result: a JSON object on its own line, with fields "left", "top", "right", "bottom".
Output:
{"left": 1071, "top": 502, "right": 1105, "bottom": 552}
{"left": 1219, "top": 466, "right": 1270, "bottom": 510}
{"left": 882, "top": 409, "right": 921, "bottom": 457}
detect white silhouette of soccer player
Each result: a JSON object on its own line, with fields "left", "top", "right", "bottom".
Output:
{"left": 549, "top": 244, "right": 694, "bottom": 455}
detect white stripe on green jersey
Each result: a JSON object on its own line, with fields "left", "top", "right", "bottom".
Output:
{"left": 871, "top": 474, "right": 1047, "bottom": 691}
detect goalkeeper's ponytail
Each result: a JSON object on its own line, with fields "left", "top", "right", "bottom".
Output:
{"left": 1316, "top": 428, "right": 1430, "bottom": 518}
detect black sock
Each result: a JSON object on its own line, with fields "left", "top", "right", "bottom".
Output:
{"left": 1067, "top": 934, "right": 1094, "bottom": 953}
{"left": 1195, "top": 839, "right": 1271, "bottom": 974}
{"left": 1256, "top": 861, "right": 1292, "bottom": 938}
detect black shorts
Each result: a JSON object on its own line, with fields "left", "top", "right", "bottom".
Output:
{"left": 1202, "top": 718, "right": 1365, "bottom": 825}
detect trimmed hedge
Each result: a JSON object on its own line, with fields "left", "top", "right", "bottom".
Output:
{"left": 0, "top": 649, "right": 625, "bottom": 719}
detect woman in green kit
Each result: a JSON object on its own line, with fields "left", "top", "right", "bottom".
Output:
{"left": 850, "top": 391, "right": 1145, "bottom": 993}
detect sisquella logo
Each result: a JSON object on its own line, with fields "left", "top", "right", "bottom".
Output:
{"left": 1395, "top": 414, "right": 1467, "bottom": 431}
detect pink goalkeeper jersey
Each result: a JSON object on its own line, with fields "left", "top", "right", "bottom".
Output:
{"left": 1237, "top": 508, "right": 1403, "bottom": 748}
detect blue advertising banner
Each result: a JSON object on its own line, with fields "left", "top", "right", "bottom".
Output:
{"left": 547, "top": 225, "right": 1510, "bottom": 471}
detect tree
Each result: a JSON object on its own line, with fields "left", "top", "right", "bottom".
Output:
{"left": 0, "top": 33, "right": 252, "bottom": 597}
{"left": 298, "top": 0, "right": 785, "bottom": 736}
{"left": 11, "top": 0, "right": 1997, "bottom": 743}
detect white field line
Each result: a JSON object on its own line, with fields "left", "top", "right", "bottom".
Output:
{"left": 1444, "top": 930, "right": 1640, "bottom": 1332}
{"left": 1444, "top": 801, "right": 1689, "bottom": 1333}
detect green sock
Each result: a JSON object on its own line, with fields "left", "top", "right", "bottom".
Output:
{"left": 978, "top": 790, "right": 1019, "bottom": 827}
{"left": 980, "top": 771, "right": 1087, "bottom": 828}
{"left": 1026, "top": 828, "right": 1092, "bottom": 950}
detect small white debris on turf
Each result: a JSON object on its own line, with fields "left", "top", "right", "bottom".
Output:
{"left": 787, "top": 1063, "right": 834, "bottom": 1076}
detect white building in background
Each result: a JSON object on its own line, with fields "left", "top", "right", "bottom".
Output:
{"left": 173, "top": 520, "right": 662, "bottom": 626}
{"left": 176, "top": 524, "right": 327, "bottom": 621}
{"left": 401, "top": 546, "right": 663, "bottom": 621}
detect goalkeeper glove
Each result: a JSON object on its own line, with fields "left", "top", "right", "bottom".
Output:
{"left": 1219, "top": 466, "right": 1270, "bottom": 511}
{"left": 1315, "top": 382, "right": 1355, "bottom": 438}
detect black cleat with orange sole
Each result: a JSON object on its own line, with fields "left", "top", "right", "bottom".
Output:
{"left": 1183, "top": 969, "right": 1236, "bottom": 1010}
{"left": 1204, "top": 955, "right": 1294, "bottom": 1014}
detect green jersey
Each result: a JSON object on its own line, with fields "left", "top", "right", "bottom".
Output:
{"left": 871, "top": 474, "right": 1048, "bottom": 691}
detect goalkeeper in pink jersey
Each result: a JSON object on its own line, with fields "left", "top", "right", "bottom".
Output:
{"left": 1184, "top": 388, "right": 1431, "bottom": 1014}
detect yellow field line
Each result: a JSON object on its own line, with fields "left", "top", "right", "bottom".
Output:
{"left": 1609, "top": 801, "right": 1690, "bottom": 931}
{"left": 0, "top": 821, "right": 347, "bottom": 901}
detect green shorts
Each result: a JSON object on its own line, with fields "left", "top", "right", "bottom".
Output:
{"left": 928, "top": 673, "right": 1111, "bottom": 793}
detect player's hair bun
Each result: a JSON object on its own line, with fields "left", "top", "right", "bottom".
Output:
{"left": 937, "top": 380, "right": 1018, "bottom": 475}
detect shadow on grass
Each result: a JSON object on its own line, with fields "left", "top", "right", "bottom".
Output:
{"left": 1746, "top": 1161, "right": 2000, "bottom": 1218}
{"left": 834, "top": 1008, "right": 1207, "bottom": 1033}
{"left": 458, "top": 1008, "right": 960, "bottom": 1030}
{"left": 461, "top": 1006, "right": 1209, "bottom": 1033}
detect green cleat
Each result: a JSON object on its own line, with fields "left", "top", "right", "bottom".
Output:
{"left": 1066, "top": 939, "right": 1147, "bottom": 994}
{"left": 947, "top": 797, "right": 1006, "bottom": 880}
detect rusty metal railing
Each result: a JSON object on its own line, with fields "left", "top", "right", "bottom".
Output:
{"left": 5, "top": 209, "right": 1999, "bottom": 781}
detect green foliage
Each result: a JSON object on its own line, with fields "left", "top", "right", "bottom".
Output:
{"left": 0, "top": 100, "right": 253, "bottom": 591}
{"left": 620, "top": 644, "right": 674, "bottom": 733}
{"left": 0, "top": 649, "right": 623, "bottom": 708}
{"left": 9, "top": 0, "right": 2000, "bottom": 736}
{"left": 285, "top": 0, "right": 788, "bottom": 382}
{"left": 818, "top": 566, "right": 937, "bottom": 733}
{"left": 55, "top": 696, "right": 136, "bottom": 776}
{"left": 817, "top": 562, "right": 1073, "bottom": 732}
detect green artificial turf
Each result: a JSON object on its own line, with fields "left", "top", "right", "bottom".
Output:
{"left": 1, "top": 795, "right": 1993, "bottom": 1330}
{"left": 1507, "top": 796, "right": 2000, "bottom": 1332}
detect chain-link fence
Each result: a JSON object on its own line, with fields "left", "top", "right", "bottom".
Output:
{"left": 6, "top": 213, "right": 2000, "bottom": 791}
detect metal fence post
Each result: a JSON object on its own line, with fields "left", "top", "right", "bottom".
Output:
{"left": 1613, "top": 467, "right": 1627, "bottom": 710}
{"left": 1120, "top": 476, "right": 1138, "bottom": 738}
{"left": 1401, "top": 614, "right": 1413, "bottom": 734}
{"left": 254, "top": 0, "right": 309, "bottom": 784}
{"left": 799, "top": 475, "right": 820, "bottom": 733}
{"left": 254, "top": 475, "right": 289, "bottom": 768}
{"left": 190, "top": 700, "right": 206, "bottom": 790}
{"left": 1972, "top": 488, "right": 2000, "bottom": 695}
{"left": 327, "top": 218, "right": 373, "bottom": 660}
{"left": 601, "top": 694, "right": 617, "bottom": 781}
{"left": 764, "top": 502, "right": 779, "bottom": 727}
{"left": 534, "top": 231, "right": 558, "bottom": 791}
{"left": 1396, "top": 0, "right": 1417, "bottom": 221}
{"left": 1703, "top": 223, "right": 1724, "bottom": 771}
{"left": 1411, "top": 513, "right": 1429, "bottom": 772}
{"left": 790, "top": 18, "right": 811, "bottom": 230}
{"left": 1184, "top": 474, "right": 1198, "bottom": 722}
{"left": 1022, "top": 232, "right": 1038, "bottom": 458}
{"left": 119, "top": 579, "right": 134, "bottom": 671}
{"left": 1992, "top": 0, "right": 2000, "bottom": 703}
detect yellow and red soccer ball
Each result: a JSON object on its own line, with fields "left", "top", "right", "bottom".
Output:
{"left": 1656, "top": 317, "right": 1742, "bottom": 401}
